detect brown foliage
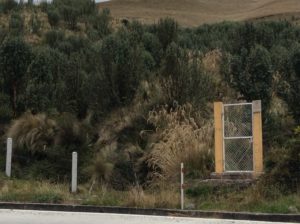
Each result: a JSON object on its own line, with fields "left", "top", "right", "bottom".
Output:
{"left": 144, "top": 104, "right": 214, "bottom": 183}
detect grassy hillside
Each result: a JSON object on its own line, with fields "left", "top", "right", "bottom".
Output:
{"left": 99, "top": 0, "right": 300, "bottom": 26}
{"left": 0, "top": 0, "right": 300, "bottom": 213}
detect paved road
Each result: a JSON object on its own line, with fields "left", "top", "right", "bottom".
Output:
{"left": 0, "top": 209, "right": 297, "bottom": 224}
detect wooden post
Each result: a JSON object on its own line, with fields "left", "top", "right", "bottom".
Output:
{"left": 214, "top": 102, "right": 224, "bottom": 174}
{"left": 252, "top": 100, "right": 263, "bottom": 175}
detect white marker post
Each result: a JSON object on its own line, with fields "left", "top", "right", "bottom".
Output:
{"left": 5, "top": 138, "right": 12, "bottom": 177}
{"left": 71, "top": 152, "right": 78, "bottom": 193}
{"left": 181, "top": 162, "right": 184, "bottom": 210}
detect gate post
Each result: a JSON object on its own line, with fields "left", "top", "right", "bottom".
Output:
{"left": 214, "top": 102, "right": 224, "bottom": 174}
{"left": 252, "top": 100, "right": 263, "bottom": 175}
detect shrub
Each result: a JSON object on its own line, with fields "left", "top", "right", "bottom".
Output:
{"left": 263, "top": 143, "right": 300, "bottom": 193}
{"left": 90, "top": 8, "right": 112, "bottom": 38}
{"left": 1, "top": 0, "right": 17, "bottom": 13}
{"left": 44, "top": 30, "right": 65, "bottom": 47}
{"left": 9, "top": 12, "right": 24, "bottom": 35}
{"left": 156, "top": 18, "right": 178, "bottom": 50}
{"left": 0, "top": 93, "right": 12, "bottom": 123}
{"left": 29, "top": 13, "right": 41, "bottom": 34}
{"left": 47, "top": 9, "right": 60, "bottom": 27}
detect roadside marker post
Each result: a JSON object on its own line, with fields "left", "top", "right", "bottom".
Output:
{"left": 181, "top": 162, "right": 184, "bottom": 210}
{"left": 71, "top": 152, "right": 78, "bottom": 193}
{"left": 6, "top": 138, "right": 12, "bottom": 177}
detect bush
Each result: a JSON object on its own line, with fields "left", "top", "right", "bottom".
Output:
{"left": 1, "top": 0, "right": 18, "bottom": 13}
{"left": 0, "top": 93, "right": 12, "bottom": 123}
{"left": 44, "top": 30, "right": 65, "bottom": 47}
{"left": 156, "top": 18, "right": 178, "bottom": 50}
{"left": 264, "top": 139, "right": 300, "bottom": 193}
{"left": 47, "top": 9, "right": 60, "bottom": 27}
{"left": 9, "top": 12, "right": 24, "bottom": 35}
{"left": 29, "top": 13, "right": 41, "bottom": 34}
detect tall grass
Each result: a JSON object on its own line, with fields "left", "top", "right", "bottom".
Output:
{"left": 7, "top": 113, "right": 57, "bottom": 152}
{"left": 124, "top": 185, "right": 180, "bottom": 209}
{"left": 145, "top": 104, "right": 214, "bottom": 183}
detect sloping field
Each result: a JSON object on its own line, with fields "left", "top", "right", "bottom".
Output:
{"left": 98, "top": 0, "right": 300, "bottom": 26}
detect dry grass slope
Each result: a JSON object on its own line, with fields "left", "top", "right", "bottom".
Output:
{"left": 99, "top": 0, "right": 300, "bottom": 27}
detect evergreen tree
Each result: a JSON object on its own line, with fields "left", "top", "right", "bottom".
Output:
{"left": 0, "top": 38, "right": 32, "bottom": 116}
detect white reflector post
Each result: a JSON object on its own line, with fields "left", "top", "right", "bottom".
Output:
{"left": 71, "top": 152, "right": 78, "bottom": 193}
{"left": 5, "top": 138, "right": 12, "bottom": 177}
{"left": 181, "top": 162, "right": 184, "bottom": 210}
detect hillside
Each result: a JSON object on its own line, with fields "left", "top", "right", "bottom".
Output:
{"left": 99, "top": 0, "right": 300, "bottom": 26}
{"left": 0, "top": 0, "right": 300, "bottom": 213}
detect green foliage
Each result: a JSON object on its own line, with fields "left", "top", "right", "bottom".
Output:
{"left": 224, "top": 45, "right": 273, "bottom": 105}
{"left": 0, "top": 93, "right": 12, "bottom": 123}
{"left": 47, "top": 9, "right": 60, "bottom": 27}
{"left": 88, "top": 8, "right": 111, "bottom": 39}
{"left": 9, "top": 12, "right": 24, "bottom": 35}
{"left": 29, "top": 13, "right": 41, "bottom": 35}
{"left": 100, "top": 29, "right": 147, "bottom": 105}
{"left": 161, "top": 42, "right": 216, "bottom": 107}
{"left": 0, "top": 0, "right": 18, "bottom": 13}
{"left": 53, "top": 0, "right": 97, "bottom": 30}
{"left": 288, "top": 47, "right": 300, "bottom": 124}
{"left": 0, "top": 27, "right": 8, "bottom": 43}
{"left": 44, "top": 30, "right": 65, "bottom": 47}
{"left": 25, "top": 47, "right": 63, "bottom": 112}
{"left": 0, "top": 37, "right": 32, "bottom": 115}
{"left": 156, "top": 18, "right": 178, "bottom": 50}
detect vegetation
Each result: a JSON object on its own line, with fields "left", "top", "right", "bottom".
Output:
{"left": 0, "top": 0, "right": 299, "bottom": 213}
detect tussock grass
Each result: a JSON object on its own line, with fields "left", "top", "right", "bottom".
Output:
{"left": 7, "top": 113, "right": 57, "bottom": 153}
{"left": 145, "top": 104, "right": 214, "bottom": 183}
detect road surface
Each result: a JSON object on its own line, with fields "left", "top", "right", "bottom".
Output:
{"left": 0, "top": 209, "right": 297, "bottom": 224}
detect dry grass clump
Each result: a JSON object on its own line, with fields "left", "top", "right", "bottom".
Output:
{"left": 124, "top": 185, "right": 180, "bottom": 209}
{"left": 7, "top": 112, "right": 57, "bottom": 152}
{"left": 145, "top": 104, "right": 214, "bottom": 182}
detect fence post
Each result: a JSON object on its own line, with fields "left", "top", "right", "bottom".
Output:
{"left": 5, "top": 138, "right": 12, "bottom": 177}
{"left": 214, "top": 102, "right": 224, "bottom": 173}
{"left": 71, "top": 152, "right": 78, "bottom": 193}
{"left": 252, "top": 100, "right": 263, "bottom": 175}
{"left": 181, "top": 162, "right": 184, "bottom": 210}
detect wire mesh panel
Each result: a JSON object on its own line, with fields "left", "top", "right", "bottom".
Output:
{"left": 223, "top": 103, "right": 253, "bottom": 171}
{"left": 224, "top": 138, "right": 253, "bottom": 171}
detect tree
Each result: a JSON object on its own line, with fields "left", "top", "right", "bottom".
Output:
{"left": 228, "top": 45, "right": 273, "bottom": 105}
{"left": 100, "top": 30, "right": 145, "bottom": 106}
{"left": 53, "top": 0, "right": 97, "bottom": 30}
{"left": 47, "top": 9, "right": 60, "bottom": 27}
{"left": 25, "top": 47, "right": 64, "bottom": 112}
{"left": 0, "top": 38, "right": 32, "bottom": 116}
{"left": 282, "top": 46, "right": 300, "bottom": 123}
{"left": 160, "top": 42, "right": 216, "bottom": 107}
{"left": 156, "top": 18, "right": 178, "bottom": 51}
{"left": 89, "top": 8, "right": 112, "bottom": 39}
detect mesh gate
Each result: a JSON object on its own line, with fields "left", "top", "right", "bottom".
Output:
{"left": 223, "top": 103, "right": 253, "bottom": 171}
